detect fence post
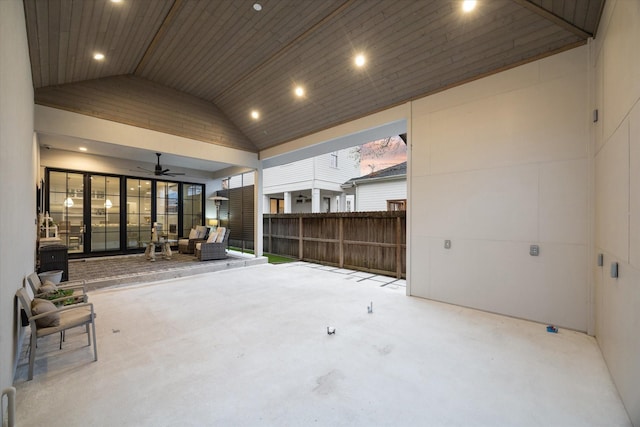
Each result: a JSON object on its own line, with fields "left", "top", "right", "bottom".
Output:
{"left": 339, "top": 217, "right": 344, "bottom": 268}
{"left": 298, "top": 216, "right": 303, "bottom": 260}
{"left": 396, "top": 216, "right": 402, "bottom": 278}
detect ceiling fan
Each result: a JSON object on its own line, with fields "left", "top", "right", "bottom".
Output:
{"left": 136, "top": 152, "right": 185, "bottom": 177}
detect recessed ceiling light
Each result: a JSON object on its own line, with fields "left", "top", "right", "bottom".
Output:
{"left": 294, "top": 86, "right": 305, "bottom": 97}
{"left": 251, "top": 110, "right": 260, "bottom": 120}
{"left": 253, "top": 3, "right": 262, "bottom": 11}
{"left": 93, "top": 53, "right": 105, "bottom": 60}
{"left": 79, "top": 147, "right": 87, "bottom": 152}
{"left": 462, "top": 0, "right": 477, "bottom": 12}
{"left": 354, "top": 54, "right": 366, "bottom": 68}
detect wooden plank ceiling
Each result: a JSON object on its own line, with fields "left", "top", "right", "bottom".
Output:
{"left": 24, "top": 0, "right": 605, "bottom": 154}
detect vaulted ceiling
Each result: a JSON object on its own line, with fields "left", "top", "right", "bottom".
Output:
{"left": 24, "top": 0, "right": 605, "bottom": 155}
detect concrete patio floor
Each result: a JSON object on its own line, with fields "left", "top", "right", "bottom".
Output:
{"left": 13, "top": 262, "right": 631, "bottom": 426}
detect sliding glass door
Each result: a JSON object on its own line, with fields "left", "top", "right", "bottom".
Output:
{"left": 126, "top": 178, "right": 153, "bottom": 249}
{"left": 47, "top": 169, "right": 205, "bottom": 256}
{"left": 89, "top": 175, "right": 121, "bottom": 252}
{"left": 48, "top": 171, "right": 85, "bottom": 254}
{"left": 156, "top": 181, "right": 179, "bottom": 240}
{"left": 182, "top": 183, "right": 204, "bottom": 237}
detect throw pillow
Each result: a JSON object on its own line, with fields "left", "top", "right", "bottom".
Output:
{"left": 195, "top": 225, "right": 208, "bottom": 239}
{"left": 31, "top": 299, "right": 60, "bottom": 328}
{"left": 215, "top": 227, "right": 226, "bottom": 243}
{"left": 206, "top": 230, "right": 219, "bottom": 243}
{"left": 37, "top": 280, "right": 58, "bottom": 295}
{"left": 188, "top": 228, "right": 198, "bottom": 239}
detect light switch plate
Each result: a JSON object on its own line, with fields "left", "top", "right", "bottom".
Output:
{"left": 610, "top": 262, "right": 618, "bottom": 278}
{"left": 530, "top": 245, "right": 539, "bottom": 256}
{"left": 597, "top": 253, "right": 604, "bottom": 267}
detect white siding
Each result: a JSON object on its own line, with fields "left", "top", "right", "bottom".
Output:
{"left": 356, "top": 179, "right": 406, "bottom": 211}
{"left": 263, "top": 157, "right": 314, "bottom": 192}
{"left": 314, "top": 149, "right": 360, "bottom": 185}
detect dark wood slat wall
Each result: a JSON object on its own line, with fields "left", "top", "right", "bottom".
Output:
{"left": 35, "top": 76, "right": 257, "bottom": 152}
{"left": 222, "top": 185, "right": 255, "bottom": 251}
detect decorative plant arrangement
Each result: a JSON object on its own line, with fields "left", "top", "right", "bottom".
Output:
{"left": 43, "top": 289, "right": 76, "bottom": 306}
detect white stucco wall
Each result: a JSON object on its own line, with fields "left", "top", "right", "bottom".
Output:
{"left": 409, "top": 46, "right": 590, "bottom": 332}
{"left": 0, "top": 0, "right": 37, "bottom": 391}
{"left": 592, "top": 1, "right": 640, "bottom": 424}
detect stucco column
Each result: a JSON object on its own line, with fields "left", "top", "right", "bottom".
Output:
{"left": 254, "top": 167, "right": 263, "bottom": 257}
{"left": 311, "top": 188, "right": 321, "bottom": 213}
{"left": 284, "top": 191, "right": 292, "bottom": 213}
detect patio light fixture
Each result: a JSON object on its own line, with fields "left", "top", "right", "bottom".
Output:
{"left": 209, "top": 195, "right": 229, "bottom": 226}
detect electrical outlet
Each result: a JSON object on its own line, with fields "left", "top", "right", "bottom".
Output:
{"left": 597, "top": 253, "right": 604, "bottom": 267}
{"left": 444, "top": 240, "right": 451, "bottom": 249}
{"left": 530, "top": 245, "right": 539, "bottom": 256}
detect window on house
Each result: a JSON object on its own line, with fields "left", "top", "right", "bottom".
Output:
{"left": 270, "top": 198, "right": 284, "bottom": 213}
{"left": 330, "top": 152, "right": 338, "bottom": 168}
{"left": 387, "top": 199, "right": 406, "bottom": 211}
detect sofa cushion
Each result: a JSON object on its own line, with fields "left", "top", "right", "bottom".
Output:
{"left": 215, "top": 227, "right": 226, "bottom": 243}
{"left": 188, "top": 228, "right": 199, "bottom": 239}
{"left": 206, "top": 230, "right": 219, "bottom": 243}
{"left": 31, "top": 299, "right": 60, "bottom": 328}
{"left": 195, "top": 225, "right": 208, "bottom": 239}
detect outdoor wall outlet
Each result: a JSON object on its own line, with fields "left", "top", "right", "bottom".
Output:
{"left": 530, "top": 245, "right": 539, "bottom": 256}
{"left": 444, "top": 240, "right": 451, "bottom": 249}
{"left": 610, "top": 262, "right": 619, "bottom": 278}
{"left": 597, "top": 253, "right": 604, "bottom": 267}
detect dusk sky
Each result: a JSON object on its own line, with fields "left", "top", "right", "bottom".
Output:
{"left": 358, "top": 136, "right": 407, "bottom": 175}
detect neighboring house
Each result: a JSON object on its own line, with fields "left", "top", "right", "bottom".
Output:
{"left": 342, "top": 162, "right": 407, "bottom": 212}
{"left": 263, "top": 149, "right": 359, "bottom": 213}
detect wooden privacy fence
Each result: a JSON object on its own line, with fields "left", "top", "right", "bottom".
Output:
{"left": 263, "top": 211, "right": 406, "bottom": 278}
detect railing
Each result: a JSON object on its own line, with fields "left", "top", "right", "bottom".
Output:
{"left": 263, "top": 211, "right": 406, "bottom": 278}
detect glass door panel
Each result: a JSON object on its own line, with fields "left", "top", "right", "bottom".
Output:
{"left": 48, "top": 171, "right": 85, "bottom": 254}
{"left": 182, "top": 183, "right": 203, "bottom": 237}
{"left": 126, "top": 178, "right": 153, "bottom": 249}
{"left": 90, "top": 175, "right": 121, "bottom": 252}
{"left": 156, "top": 181, "right": 179, "bottom": 241}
